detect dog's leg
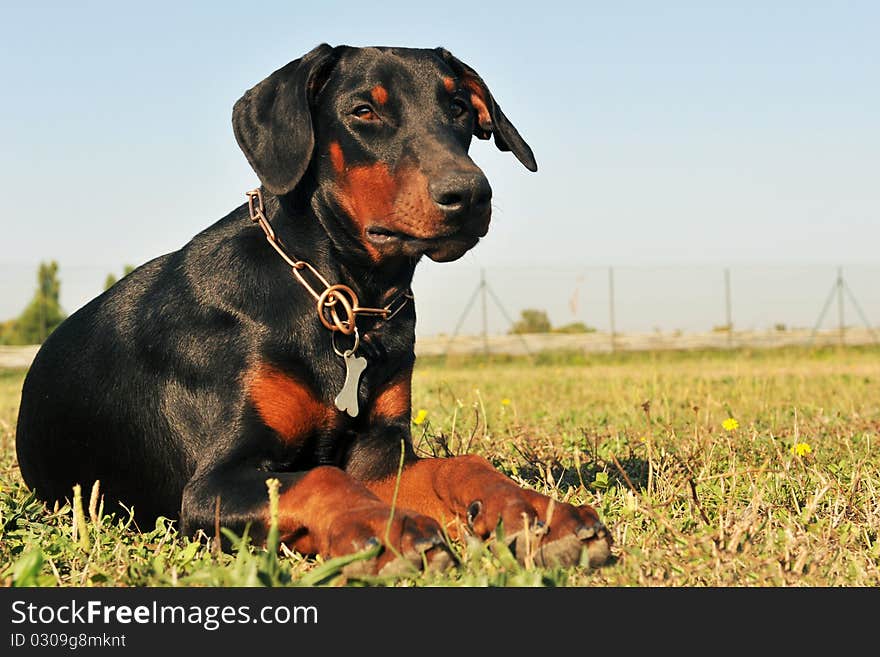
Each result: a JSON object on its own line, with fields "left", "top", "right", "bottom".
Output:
{"left": 180, "top": 466, "right": 452, "bottom": 574}
{"left": 360, "top": 371, "right": 611, "bottom": 567}
{"left": 364, "top": 455, "right": 611, "bottom": 568}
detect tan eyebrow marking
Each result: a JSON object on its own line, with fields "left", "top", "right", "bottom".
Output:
{"left": 370, "top": 84, "right": 389, "bottom": 105}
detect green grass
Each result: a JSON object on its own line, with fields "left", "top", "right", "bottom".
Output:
{"left": 2, "top": 345, "right": 879, "bottom": 586}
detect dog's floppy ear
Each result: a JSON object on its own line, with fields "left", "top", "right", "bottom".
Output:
{"left": 233, "top": 43, "right": 339, "bottom": 195}
{"left": 435, "top": 48, "right": 537, "bottom": 172}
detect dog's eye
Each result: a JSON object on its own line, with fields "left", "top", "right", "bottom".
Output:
{"left": 352, "top": 105, "right": 378, "bottom": 121}
{"left": 450, "top": 98, "right": 468, "bottom": 118}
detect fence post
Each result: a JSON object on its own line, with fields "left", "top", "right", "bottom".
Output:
{"left": 724, "top": 267, "right": 732, "bottom": 348}
{"left": 837, "top": 266, "right": 845, "bottom": 346}
{"left": 608, "top": 266, "right": 616, "bottom": 353}
{"left": 480, "top": 268, "right": 489, "bottom": 355}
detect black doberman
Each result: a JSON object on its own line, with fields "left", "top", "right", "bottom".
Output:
{"left": 16, "top": 44, "right": 611, "bottom": 574}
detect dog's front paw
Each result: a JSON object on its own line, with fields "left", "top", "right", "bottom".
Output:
{"left": 327, "top": 506, "right": 456, "bottom": 576}
{"left": 527, "top": 501, "right": 611, "bottom": 569}
{"left": 466, "top": 489, "right": 611, "bottom": 568}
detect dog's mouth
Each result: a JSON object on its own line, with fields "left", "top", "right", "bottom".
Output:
{"left": 365, "top": 226, "right": 481, "bottom": 262}
{"left": 365, "top": 226, "right": 416, "bottom": 245}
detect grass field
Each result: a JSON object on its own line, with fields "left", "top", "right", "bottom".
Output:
{"left": 1, "top": 345, "right": 879, "bottom": 587}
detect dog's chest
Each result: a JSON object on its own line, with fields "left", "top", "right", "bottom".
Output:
{"left": 338, "top": 324, "right": 414, "bottom": 416}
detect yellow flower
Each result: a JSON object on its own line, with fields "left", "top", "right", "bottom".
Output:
{"left": 722, "top": 417, "right": 739, "bottom": 431}
{"left": 412, "top": 409, "right": 428, "bottom": 425}
{"left": 791, "top": 442, "right": 813, "bottom": 457}
{"left": 501, "top": 398, "right": 511, "bottom": 406}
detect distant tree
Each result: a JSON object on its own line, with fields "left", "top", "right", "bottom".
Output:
{"left": 103, "top": 263, "right": 136, "bottom": 291}
{"left": 552, "top": 321, "right": 597, "bottom": 334}
{"left": 509, "top": 309, "right": 552, "bottom": 334}
{"left": 0, "top": 261, "right": 67, "bottom": 345}
{"left": 0, "top": 319, "right": 15, "bottom": 344}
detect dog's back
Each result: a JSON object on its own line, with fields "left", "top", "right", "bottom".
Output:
{"left": 16, "top": 210, "right": 254, "bottom": 522}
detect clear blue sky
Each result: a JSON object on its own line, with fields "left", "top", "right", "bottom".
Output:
{"left": 2, "top": 1, "right": 878, "bottom": 332}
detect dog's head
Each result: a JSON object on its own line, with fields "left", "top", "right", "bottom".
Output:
{"left": 233, "top": 44, "right": 536, "bottom": 263}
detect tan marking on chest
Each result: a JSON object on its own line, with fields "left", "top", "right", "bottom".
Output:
{"left": 370, "top": 367, "right": 413, "bottom": 421}
{"left": 249, "top": 366, "right": 334, "bottom": 444}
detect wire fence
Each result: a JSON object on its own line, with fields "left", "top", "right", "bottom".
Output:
{"left": 2, "top": 262, "right": 878, "bottom": 356}
{"left": 409, "top": 262, "right": 880, "bottom": 354}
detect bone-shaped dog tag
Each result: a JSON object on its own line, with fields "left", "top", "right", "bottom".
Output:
{"left": 335, "top": 350, "right": 367, "bottom": 417}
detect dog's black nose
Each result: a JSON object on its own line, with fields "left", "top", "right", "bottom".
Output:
{"left": 429, "top": 172, "right": 492, "bottom": 217}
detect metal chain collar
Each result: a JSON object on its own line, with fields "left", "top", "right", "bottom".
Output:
{"left": 246, "top": 188, "right": 413, "bottom": 336}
